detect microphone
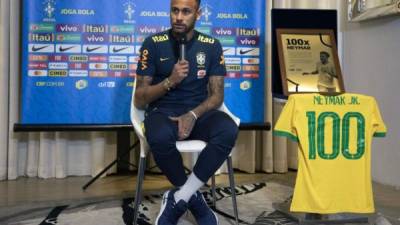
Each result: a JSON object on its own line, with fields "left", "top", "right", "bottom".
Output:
{"left": 179, "top": 36, "right": 186, "bottom": 61}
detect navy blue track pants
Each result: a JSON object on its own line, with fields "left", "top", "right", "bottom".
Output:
{"left": 144, "top": 107, "right": 238, "bottom": 186}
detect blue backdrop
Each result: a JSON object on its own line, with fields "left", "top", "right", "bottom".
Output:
{"left": 21, "top": 0, "right": 266, "bottom": 124}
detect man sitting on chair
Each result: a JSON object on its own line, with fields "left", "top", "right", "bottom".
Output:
{"left": 134, "top": 0, "right": 238, "bottom": 224}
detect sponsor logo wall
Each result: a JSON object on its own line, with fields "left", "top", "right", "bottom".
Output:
{"left": 22, "top": 0, "right": 266, "bottom": 124}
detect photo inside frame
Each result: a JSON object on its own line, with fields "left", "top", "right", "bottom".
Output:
{"left": 276, "top": 29, "right": 345, "bottom": 95}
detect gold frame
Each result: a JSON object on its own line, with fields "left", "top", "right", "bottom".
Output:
{"left": 276, "top": 29, "right": 345, "bottom": 95}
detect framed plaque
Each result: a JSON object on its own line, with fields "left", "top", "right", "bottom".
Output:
{"left": 276, "top": 29, "right": 345, "bottom": 95}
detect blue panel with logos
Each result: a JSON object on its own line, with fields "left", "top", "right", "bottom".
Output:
{"left": 20, "top": 0, "right": 266, "bottom": 125}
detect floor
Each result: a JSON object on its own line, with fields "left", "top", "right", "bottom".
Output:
{"left": 1, "top": 171, "right": 399, "bottom": 224}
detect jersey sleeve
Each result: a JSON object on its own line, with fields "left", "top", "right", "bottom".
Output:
{"left": 209, "top": 40, "right": 226, "bottom": 76}
{"left": 136, "top": 37, "right": 156, "bottom": 77}
{"left": 371, "top": 98, "right": 387, "bottom": 137}
{"left": 273, "top": 96, "right": 299, "bottom": 142}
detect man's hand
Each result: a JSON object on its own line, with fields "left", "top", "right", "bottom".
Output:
{"left": 169, "top": 112, "right": 197, "bottom": 140}
{"left": 168, "top": 60, "right": 189, "bottom": 86}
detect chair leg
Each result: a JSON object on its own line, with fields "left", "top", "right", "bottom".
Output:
{"left": 227, "top": 156, "right": 239, "bottom": 225}
{"left": 211, "top": 175, "right": 217, "bottom": 207}
{"left": 133, "top": 156, "right": 146, "bottom": 225}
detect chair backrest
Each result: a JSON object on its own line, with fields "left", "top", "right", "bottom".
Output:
{"left": 130, "top": 88, "right": 146, "bottom": 141}
{"left": 130, "top": 82, "right": 240, "bottom": 156}
{"left": 130, "top": 84, "right": 148, "bottom": 157}
{"left": 218, "top": 102, "right": 240, "bottom": 127}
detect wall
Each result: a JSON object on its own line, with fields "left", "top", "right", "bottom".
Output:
{"left": 341, "top": 9, "right": 400, "bottom": 187}
{"left": 0, "top": 0, "right": 10, "bottom": 179}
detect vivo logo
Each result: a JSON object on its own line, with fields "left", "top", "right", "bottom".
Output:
{"left": 84, "top": 34, "right": 107, "bottom": 43}
{"left": 237, "top": 37, "right": 259, "bottom": 46}
{"left": 56, "top": 24, "right": 81, "bottom": 32}
{"left": 212, "top": 27, "right": 235, "bottom": 36}
{"left": 138, "top": 26, "right": 159, "bottom": 34}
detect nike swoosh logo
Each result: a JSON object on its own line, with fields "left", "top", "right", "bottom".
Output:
{"left": 113, "top": 47, "right": 129, "bottom": 53}
{"left": 239, "top": 49, "right": 255, "bottom": 55}
{"left": 223, "top": 48, "right": 231, "bottom": 52}
{"left": 160, "top": 57, "right": 169, "bottom": 62}
{"left": 59, "top": 46, "right": 76, "bottom": 52}
{"left": 32, "top": 45, "right": 50, "bottom": 52}
{"left": 86, "top": 46, "right": 102, "bottom": 52}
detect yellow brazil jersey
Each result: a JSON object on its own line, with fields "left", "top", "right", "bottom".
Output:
{"left": 274, "top": 93, "right": 387, "bottom": 214}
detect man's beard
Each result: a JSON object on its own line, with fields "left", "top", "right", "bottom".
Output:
{"left": 172, "top": 21, "right": 196, "bottom": 36}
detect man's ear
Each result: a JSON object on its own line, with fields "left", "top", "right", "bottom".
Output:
{"left": 196, "top": 9, "right": 201, "bottom": 20}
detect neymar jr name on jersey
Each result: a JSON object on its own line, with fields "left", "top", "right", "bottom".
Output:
{"left": 313, "top": 95, "right": 360, "bottom": 106}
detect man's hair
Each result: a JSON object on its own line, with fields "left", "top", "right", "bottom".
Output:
{"left": 196, "top": 0, "right": 201, "bottom": 8}
{"left": 171, "top": 0, "right": 201, "bottom": 8}
{"left": 320, "top": 51, "right": 330, "bottom": 57}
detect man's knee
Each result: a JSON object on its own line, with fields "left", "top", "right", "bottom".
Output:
{"left": 145, "top": 122, "right": 177, "bottom": 155}
{"left": 146, "top": 133, "right": 177, "bottom": 155}
{"left": 220, "top": 119, "right": 239, "bottom": 145}
{"left": 210, "top": 116, "right": 238, "bottom": 153}
{"left": 144, "top": 112, "right": 178, "bottom": 155}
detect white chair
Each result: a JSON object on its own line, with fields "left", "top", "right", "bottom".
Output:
{"left": 130, "top": 85, "right": 240, "bottom": 225}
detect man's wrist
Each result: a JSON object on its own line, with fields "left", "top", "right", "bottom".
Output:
{"left": 189, "top": 110, "right": 198, "bottom": 120}
{"left": 163, "top": 78, "right": 173, "bottom": 91}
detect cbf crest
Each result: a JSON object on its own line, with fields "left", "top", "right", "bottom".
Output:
{"left": 42, "top": 0, "right": 56, "bottom": 22}
{"left": 123, "top": 0, "right": 136, "bottom": 24}
{"left": 196, "top": 52, "right": 206, "bottom": 67}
